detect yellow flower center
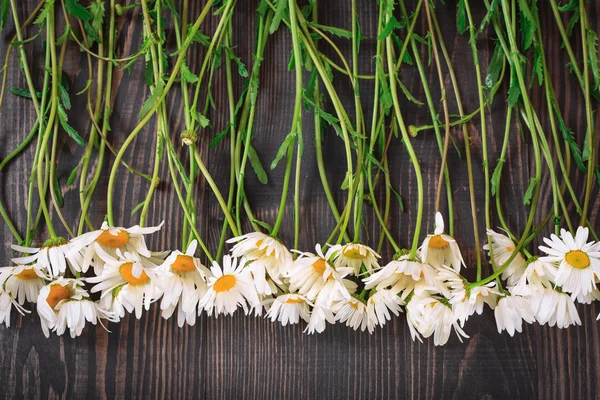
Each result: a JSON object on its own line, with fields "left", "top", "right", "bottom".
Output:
{"left": 506, "top": 246, "right": 515, "bottom": 252}
{"left": 565, "top": 250, "right": 591, "bottom": 269}
{"left": 46, "top": 285, "right": 69, "bottom": 309}
{"left": 428, "top": 235, "right": 449, "bottom": 249}
{"left": 313, "top": 259, "right": 327, "bottom": 275}
{"left": 97, "top": 229, "right": 130, "bottom": 248}
{"left": 284, "top": 297, "right": 304, "bottom": 304}
{"left": 171, "top": 255, "right": 196, "bottom": 272}
{"left": 343, "top": 247, "right": 366, "bottom": 259}
{"left": 214, "top": 275, "right": 237, "bottom": 292}
{"left": 14, "top": 268, "right": 39, "bottom": 280}
{"left": 349, "top": 301, "right": 359, "bottom": 310}
{"left": 119, "top": 262, "right": 150, "bottom": 285}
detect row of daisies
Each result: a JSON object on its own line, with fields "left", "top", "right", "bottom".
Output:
{"left": 1, "top": 213, "right": 599, "bottom": 343}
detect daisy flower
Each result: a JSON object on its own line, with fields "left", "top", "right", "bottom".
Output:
{"left": 227, "top": 232, "right": 293, "bottom": 295}
{"left": 366, "top": 289, "right": 403, "bottom": 329}
{"left": 157, "top": 240, "right": 209, "bottom": 327}
{"left": 0, "top": 288, "right": 29, "bottom": 328}
{"left": 304, "top": 305, "right": 335, "bottom": 334}
{"left": 529, "top": 288, "right": 581, "bottom": 328}
{"left": 69, "top": 221, "right": 163, "bottom": 274}
{"left": 417, "top": 297, "right": 469, "bottom": 346}
{"left": 289, "top": 244, "right": 355, "bottom": 309}
{"left": 511, "top": 257, "right": 556, "bottom": 296}
{"left": 12, "top": 237, "right": 83, "bottom": 277}
{"left": 265, "top": 293, "right": 311, "bottom": 326}
{"left": 420, "top": 212, "right": 464, "bottom": 272}
{"left": 0, "top": 264, "right": 48, "bottom": 304}
{"left": 438, "top": 267, "right": 499, "bottom": 326}
{"left": 494, "top": 295, "right": 535, "bottom": 336}
{"left": 199, "top": 255, "right": 260, "bottom": 317}
{"left": 36, "top": 278, "right": 113, "bottom": 337}
{"left": 333, "top": 297, "right": 374, "bottom": 333}
{"left": 87, "top": 250, "right": 165, "bottom": 319}
{"left": 539, "top": 226, "right": 600, "bottom": 298}
{"left": 483, "top": 229, "right": 527, "bottom": 287}
{"left": 333, "top": 243, "right": 381, "bottom": 275}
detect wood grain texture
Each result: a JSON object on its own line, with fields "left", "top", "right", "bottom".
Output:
{"left": 0, "top": 0, "right": 599, "bottom": 399}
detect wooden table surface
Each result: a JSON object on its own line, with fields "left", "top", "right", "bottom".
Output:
{"left": 1, "top": 0, "right": 599, "bottom": 398}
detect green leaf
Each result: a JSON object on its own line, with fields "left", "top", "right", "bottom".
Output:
{"left": 180, "top": 62, "right": 199, "bottom": 83}
{"left": 477, "top": 0, "right": 500, "bottom": 36}
{"left": 56, "top": 25, "right": 71, "bottom": 46}
{"left": 551, "top": 99, "right": 586, "bottom": 172}
{"left": 65, "top": 0, "right": 92, "bottom": 20}
{"left": 59, "top": 82, "right": 71, "bottom": 110}
{"left": 457, "top": 0, "right": 467, "bottom": 34}
{"left": 389, "top": 185, "right": 404, "bottom": 212}
{"left": 130, "top": 201, "right": 145, "bottom": 216}
{"left": 67, "top": 161, "right": 82, "bottom": 186}
{"left": 518, "top": 0, "right": 537, "bottom": 50}
{"left": 194, "top": 111, "right": 210, "bottom": 128}
{"left": 485, "top": 42, "right": 504, "bottom": 89}
{"left": 53, "top": 175, "right": 64, "bottom": 208}
{"left": 530, "top": 43, "right": 543, "bottom": 87}
{"left": 252, "top": 219, "right": 272, "bottom": 234}
{"left": 490, "top": 159, "right": 504, "bottom": 196}
{"left": 565, "top": 8, "right": 580, "bottom": 37}
{"left": 269, "top": 0, "right": 288, "bottom": 34}
{"left": 523, "top": 177, "right": 539, "bottom": 205}
{"left": 139, "top": 80, "right": 165, "bottom": 119}
{"left": 378, "top": 15, "right": 401, "bottom": 40}
{"left": 307, "top": 22, "right": 353, "bottom": 39}
{"left": 270, "top": 132, "right": 295, "bottom": 170}
{"left": 210, "top": 123, "right": 230, "bottom": 149}
{"left": 57, "top": 104, "right": 85, "bottom": 146}
{"left": 247, "top": 144, "right": 268, "bottom": 184}
{"left": 88, "top": 1, "right": 105, "bottom": 33}
{"left": 9, "top": 87, "right": 41, "bottom": 99}
{"left": 34, "top": 0, "right": 54, "bottom": 25}
{"left": 396, "top": 75, "right": 423, "bottom": 105}
{"left": 225, "top": 47, "right": 248, "bottom": 77}
{"left": 0, "top": 0, "right": 9, "bottom": 31}
{"left": 190, "top": 28, "right": 211, "bottom": 46}
{"left": 587, "top": 29, "right": 600, "bottom": 90}
{"left": 76, "top": 79, "right": 92, "bottom": 96}
{"left": 507, "top": 70, "right": 521, "bottom": 107}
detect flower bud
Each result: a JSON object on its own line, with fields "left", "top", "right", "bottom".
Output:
{"left": 181, "top": 130, "right": 197, "bottom": 146}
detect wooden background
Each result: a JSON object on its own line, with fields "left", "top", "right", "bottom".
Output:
{"left": 1, "top": 0, "right": 599, "bottom": 398}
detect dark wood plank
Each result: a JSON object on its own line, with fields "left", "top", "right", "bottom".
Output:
{"left": 0, "top": 0, "right": 599, "bottom": 399}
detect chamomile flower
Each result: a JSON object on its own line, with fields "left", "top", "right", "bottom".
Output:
{"left": 483, "top": 229, "right": 527, "bottom": 287}
{"left": 289, "top": 244, "right": 355, "bottom": 308}
{"left": 529, "top": 288, "right": 581, "bottom": 328}
{"left": 539, "top": 227, "right": 600, "bottom": 298}
{"left": 69, "top": 221, "right": 163, "bottom": 274}
{"left": 265, "top": 293, "right": 311, "bottom": 326}
{"left": 157, "top": 240, "right": 209, "bottom": 327}
{"left": 54, "top": 297, "right": 115, "bottom": 338}
{"left": 304, "top": 305, "right": 335, "bottom": 334}
{"left": 366, "top": 289, "right": 403, "bottom": 328}
{"left": 36, "top": 278, "right": 88, "bottom": 337}
{"left": 333, "top": 243, "right": 380, "bottom": 275}
{"left": 12, "top": 238, "right": 83, "bottom": 277}
{"left": 227, "top": 232, "right": 293, "bottom": 295}
{"left": 87, "top": 250, "right": 165, "bottom": 319}
{"left": 199, "top": 255, "right": 260, "bottom": 317}
{"left": 438, "top": 266, "right": 499, "bottom": 326}
{"left": 420, "top": 212, "right": 464, "bottom": 272}
{"left": 0, "top": 289, "right": 28, "bottom": 328}
{"left": 511, "top": 257, "right": 556, "bottom": 296}
{"left": 417, "top": 297, "right": 469, "bottom": 346}
{"left": 494, "top": 295, "right": 535, "bottom": 336}
{"left": 333, "top": 297, "right": 374, "bottom": 333}
{"left": 0, "top": 264, "right": 48, "bottom": 304}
